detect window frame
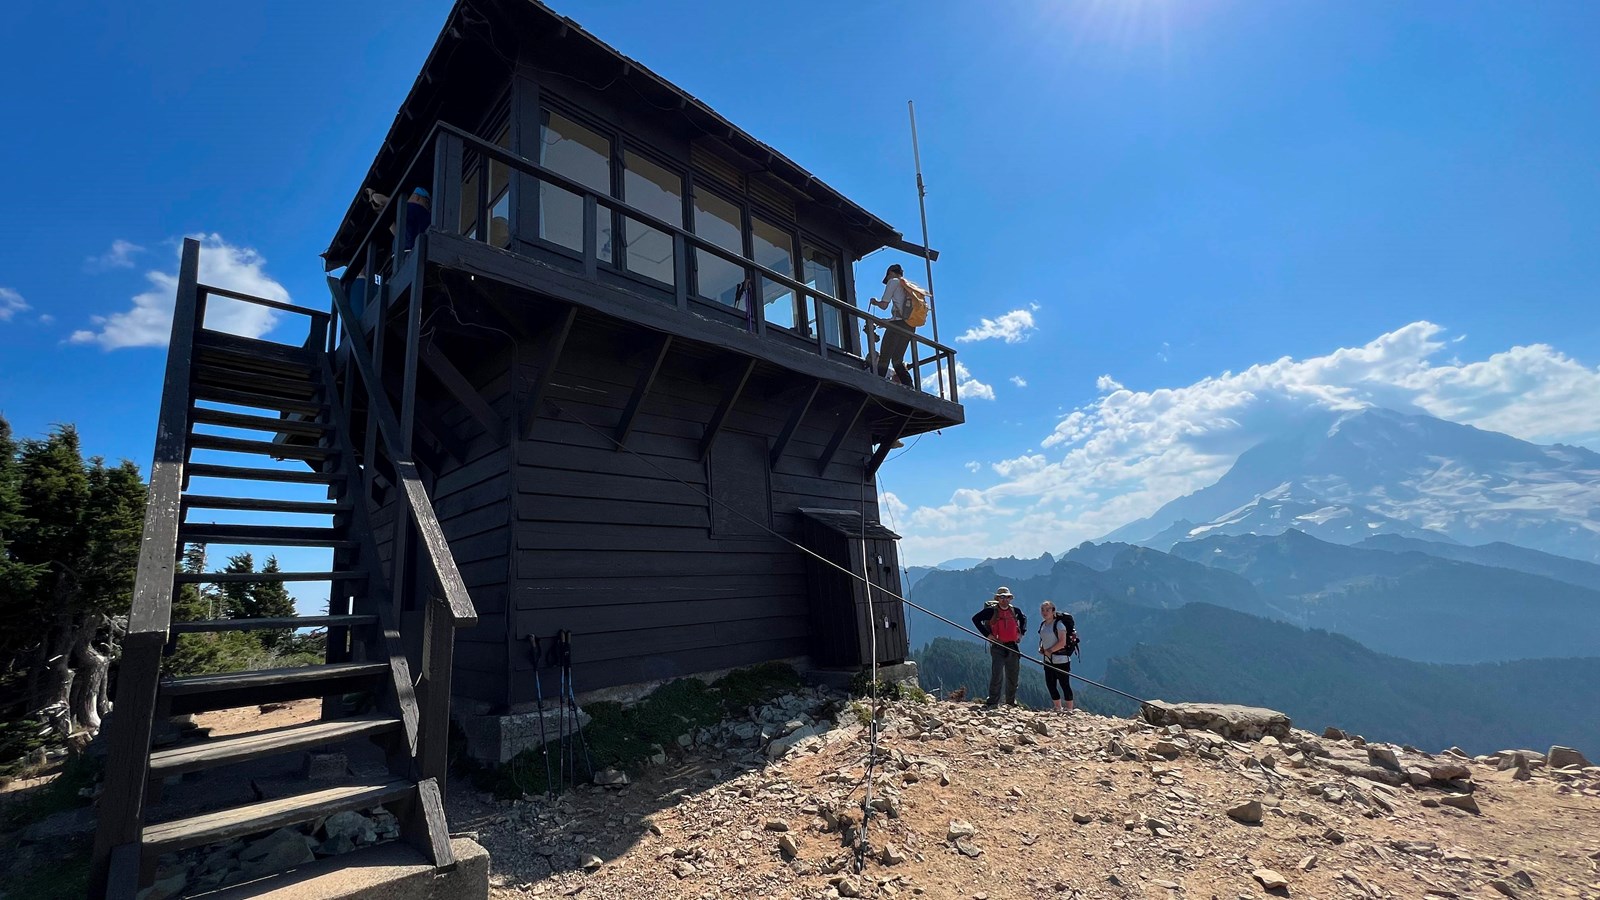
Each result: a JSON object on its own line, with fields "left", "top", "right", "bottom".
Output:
{"left": 747, "top": 205, "right": 805, "bottom": 337}
{"left": 617, "top": 143, "right": 689, "bottom": 292}
{"left": 687, "top": 177, "right": 751, "bottom": 311}
{"left": 532, "top": 101, "right": 619, "bottom": 265}
{"left": 800, "top": 235, "right": 852, "bottom": 353}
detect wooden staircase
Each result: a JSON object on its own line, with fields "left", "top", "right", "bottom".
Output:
{"left": 89, "top": 239, "right": 477, "bottom": 897}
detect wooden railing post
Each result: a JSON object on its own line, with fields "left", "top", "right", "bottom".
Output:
{"left": 582, "top": 194, "right": 599, "bottom": 279}
{"left": 89, "top": 238, "right": 203, "bottom": 897}
{"left": 672, "top": 232, "right": 688, "bottom": 310}
{"left": 432, "top": 132, "right": 464, "bottom": 245}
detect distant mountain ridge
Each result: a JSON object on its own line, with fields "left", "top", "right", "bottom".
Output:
{"left": 1102, "top": 408, "right": 1600, "bottom": 562}
{"left": 910, "top": 530, "right": 1600, "bottom": 665}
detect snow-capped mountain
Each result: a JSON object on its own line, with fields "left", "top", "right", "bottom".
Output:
{"left": 1103, "top": 408, "right": 1600, "bottom": 562}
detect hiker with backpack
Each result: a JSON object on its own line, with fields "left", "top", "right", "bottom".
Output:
{"left": 972, "top": 586, "right": 1026, "bottom": 708}
{"left": 868, "top": 263, "right": 927, "bottom": 387}
{"left": 1038, "top": 601, "right": 1078, "bottom": 713}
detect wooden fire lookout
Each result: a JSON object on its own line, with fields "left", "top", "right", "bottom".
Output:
{"left": 92, "top": 0, "right": 963, "bottom": 893}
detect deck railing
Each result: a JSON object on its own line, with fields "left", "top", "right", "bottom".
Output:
{"left": 337, "top": 122, "right": 959, "bottom": 405}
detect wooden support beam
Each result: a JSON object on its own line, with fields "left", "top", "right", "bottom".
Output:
{"left": 521, "top": 306, "right": 578, "bottom": 440}
{"left": 816, "top": 395, "right": 869, "bottom": 476}
{"left": 420, "top": 342, "right": 505, "bottom": 442}
{"left": 615, "top": 335, "right": 672, "bottom": 449}
{"left": 699, "top": 357, "right": 756, "bottom": 462}
{"left": 770, "top": 380, "right": 820, "bottom": 469}
{"left": 867, "top": 412, "right": 913, "bottom": 478}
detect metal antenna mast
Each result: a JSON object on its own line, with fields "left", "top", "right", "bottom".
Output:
{"left": 908, "top": 101, "right": 945, "bottom": 397}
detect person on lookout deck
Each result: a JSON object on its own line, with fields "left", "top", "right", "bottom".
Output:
{"left": 868, "top": 263, "right": 918, "bottom": 386}
{"left": 972, "top": 586, "right": 1026, "bottom": 708}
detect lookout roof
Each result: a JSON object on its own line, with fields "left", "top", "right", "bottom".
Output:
{"left": 325, "top": 0, "right": 911, "bottom": 269}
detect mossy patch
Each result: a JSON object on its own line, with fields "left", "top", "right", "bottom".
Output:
{"left": 471, "top": 662, "right": 803, "bottom": 799}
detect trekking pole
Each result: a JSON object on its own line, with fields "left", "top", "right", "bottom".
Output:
{"left": 563, "top": 647, "right": 595, "bottom": 780}
{"left": 528, "top": 635, "right": 554, "bottom": 796}
{"left": 555, "top": 630, "right": 574, "bottom": 787}
{"left": 549, "top": 637, "right": 568, "bottom": 790}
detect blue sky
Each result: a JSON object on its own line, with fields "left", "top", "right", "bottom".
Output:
{"left": 2, "top": 0, "right": 1599, "bottom": 573}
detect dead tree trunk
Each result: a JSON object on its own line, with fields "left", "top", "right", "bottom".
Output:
{"left": 69, "top": 619, "right": 110, "bottom": 735}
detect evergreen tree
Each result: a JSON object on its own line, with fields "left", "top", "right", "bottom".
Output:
{"left": 166, "top": 543, "right": 263, "bottom": 677}
{"left": 0, "top": 425, "right": 146, "bottom": 735}
{"left": 218, "top": 552, "right": 256, "bottom": 618}
{"left": 252, "top": 556, "right": 298, "bottom": 650}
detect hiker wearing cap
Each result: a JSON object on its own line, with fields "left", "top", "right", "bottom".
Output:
{"left": 868, "top": 263, "right": 923, "bottom": 386}
{"left": 365, "top": 186, "right": 433, "bottom": 252}
{"left": 972, "top": 587, "right": 1026, "bottom": 708}
{"left": 1038, "top": 601, "right": 1076, "bottom": 713}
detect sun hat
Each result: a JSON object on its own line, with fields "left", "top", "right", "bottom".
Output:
{"left": 994, "top": 586, "right": 1012, "bottom": 598}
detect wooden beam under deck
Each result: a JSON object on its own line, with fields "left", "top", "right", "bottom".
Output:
{"left": 421, "top": 342, "right": 505, "bottom": 443}
{"left": 817, "top": 395, "right": 869, "bottom": 475}
{"left": 520, "top": 305, "right": 578, "bottom": 440}
{"left": 699, "top": 357, "right": 756, "bottom": 462}
{"left": 615, "top": 334, "right": 672, "bottom": 449}
{"left": 770, "top": 380, "right": 821, "bottom": 469}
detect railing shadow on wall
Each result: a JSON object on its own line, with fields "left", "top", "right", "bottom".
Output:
{"left": 335, "top": 123, "right": 960, "bottom": 406}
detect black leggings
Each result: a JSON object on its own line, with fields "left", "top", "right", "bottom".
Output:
{"left": 1044, "top": 660, "right": 1073, "bottom": 702}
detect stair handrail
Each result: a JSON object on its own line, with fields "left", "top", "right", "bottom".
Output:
{"left": 90, "top": 238, "right": 204, "bottom": 896}
{"left": 324, "top": 277, "right": 478, "bottom": 628}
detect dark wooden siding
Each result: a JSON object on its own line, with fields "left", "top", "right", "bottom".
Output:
{"left": 508, "top": 320, "right": 883, "bottom": 698}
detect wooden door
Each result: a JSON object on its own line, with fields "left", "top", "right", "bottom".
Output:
{"left": 854, "top": 537, "right": 908, "bottom": 664}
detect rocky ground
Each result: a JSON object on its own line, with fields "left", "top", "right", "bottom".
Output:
{"left": 452, "top": 692, "right": 1600, "bottom": 900}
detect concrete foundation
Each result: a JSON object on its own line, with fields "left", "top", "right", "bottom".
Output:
{"left": 208, "top": 838, "right": 489, "bottom": 900}
{"left": 805, "top": 661, "right": 920, "bottom": 693}
{"left": 454, "top": 703, "right": 591, "bottom": 765}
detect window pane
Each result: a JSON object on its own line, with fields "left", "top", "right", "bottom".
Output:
{"left": 693, "top": 190, "right": 744, "bottom": 307}
{"left": 539, "top": 110, "right": 612, "bottom": 262}
{"left": 804, "top": 245, "right": 845, "bottom": 347}
{"left": 752, "top": 217, "right": 798, "bottom": 331}
{"left": 623, "top": 151, "right": 682, "bottom": 284}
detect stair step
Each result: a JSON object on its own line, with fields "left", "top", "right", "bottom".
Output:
{"left": 174, "top": 569, "right": 366, "bottom": 585}
{"left": 141, "top": 779, "right": 412, "bottom": 857}
{"left": 193, "top": 342, "right": 317, "bottom": 376}
{"left": 178, "top": 523, "right": 354, "bottom": 548}
{"left": 193, "top": 364, "right": 321, "bottom": 399}
{"left": 189, "top": 407, "right": 329, "bottom": 438}
{"left": 182, "top": 495, "right": 346, "bottom": 515}
{"left": 193, "top": 385, "right": 327, "bottom": 416}
{"left": 171, "top": 614, "right": 377, "bottom": 635}
{"left": 148, "top": 715, "right": 401, "bottom": 778}
{"left": 161, "top": 662, "right": 389, "bottom": 715}
{"left": 187, "top": 433, "right": 333, "bottom": 461}
{"left": 185, "top": 463, "right": 342, "bottom": 485}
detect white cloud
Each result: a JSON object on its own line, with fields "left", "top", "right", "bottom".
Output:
{"left": 0, "top": 288, "right": 28, "bottom": 322}
{"left": 964, "top": 461, "right": 982, "bottom": 473}
{"left": 956, "top": 362, "right": 996, "bottom": 401}
{"left": 1157, "top": 341, "right": 1171, "bottom": 363}
{"left": 1010, "top": 375, "right": 1028, "bottom": 388}
{"left": 955, "top": 308, "right": 1037, "bottom": 344}
{"left": 893, "top": 321, "right": 1600, "bottom": 565}
{"left": 85, "top": 239, "right": 145, "bottom": 271}
{"left": 71, "top": 235, "right": 286, "bottom": 349}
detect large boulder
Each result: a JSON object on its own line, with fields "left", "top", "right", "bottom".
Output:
{"left": 1548, "top": 746, "right": 1593, "bottom": 769}
{"left": 1141, "top": 701, "right": 1291, "bottom": 742}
